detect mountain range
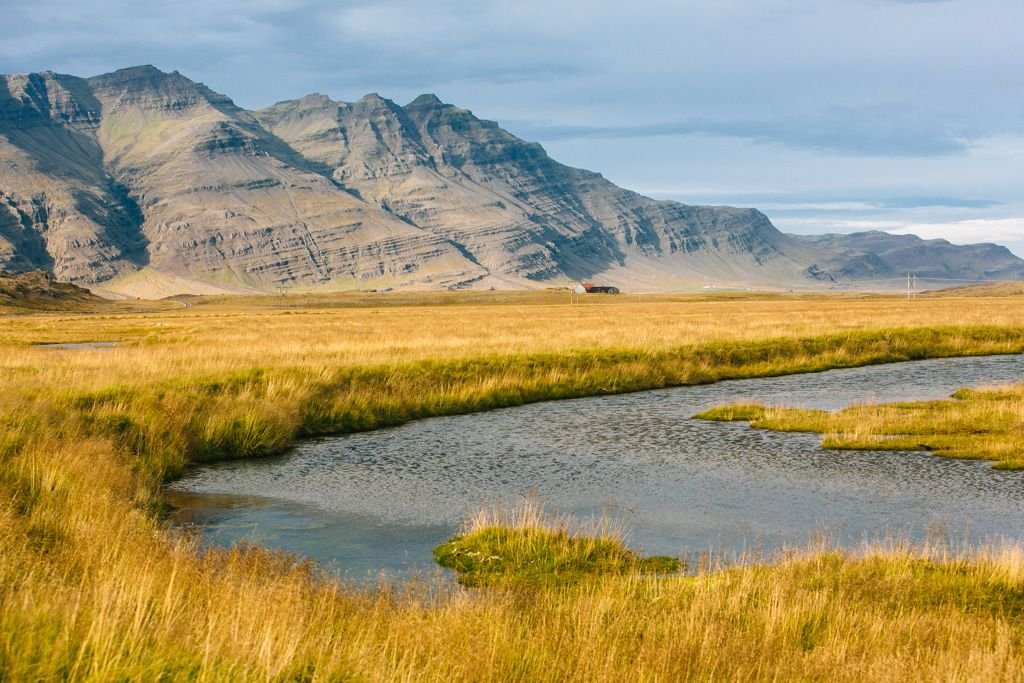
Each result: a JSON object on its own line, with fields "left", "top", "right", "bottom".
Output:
{"left": 1, "top": 65, "right": 1021, "bottom": 296}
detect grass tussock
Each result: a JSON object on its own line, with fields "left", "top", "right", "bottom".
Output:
{"left": 696, "top": 382, "right": 1024, "bottom": 469}
{"left": 434, "top": 501, "right": 682, "bottom": 587}
{"left": 2, "top": 292, "right": 1024, "bottom": 679}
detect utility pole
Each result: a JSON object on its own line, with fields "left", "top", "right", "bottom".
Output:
{"left": 906, "top": 273, "right": 918, "bottom": 300}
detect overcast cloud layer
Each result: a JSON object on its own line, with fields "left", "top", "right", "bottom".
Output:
{"left": 3, "top": 0, "right": 1022, "bottom": 257}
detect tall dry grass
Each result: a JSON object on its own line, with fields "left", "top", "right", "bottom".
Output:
{"left": 1, "top": 291, "right": 1024, "bottom": 680}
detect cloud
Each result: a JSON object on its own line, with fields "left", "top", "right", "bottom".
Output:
{"left": 760, "top": 196, "right": 1000, "bottom": 212}
{"left": 5, "top": 0, "right": 1023, "bottom": 121}
{"left": 877, "top": 197, "right": 1001, "bottom": 210}
{"left": 630, "top": 187, "right": 1003, "bottom": 213}
{"left": 887, "top": 218, "right": 1024, "bottom": 249}
{"left": 1, "top": 0, "right": 1022, "bottom": 256}
{"left": 511, "top": 107, "right": 971, "bottom": 157}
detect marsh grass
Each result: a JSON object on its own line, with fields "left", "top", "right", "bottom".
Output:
{"left": 696, "top": 382, "right": 1024, "bottom": 469}
{"left": 3, "top": 291, "right": 1024, "bottom": 679}
{"left": 434, "top": 501, "right": 682, "bottom": 587}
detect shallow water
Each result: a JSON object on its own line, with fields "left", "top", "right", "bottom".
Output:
{"left": 167, "top": 355, "right": 1024, "bottom": 580}
{"left": 36, "top": 341, "right": 121, "bottom": 350}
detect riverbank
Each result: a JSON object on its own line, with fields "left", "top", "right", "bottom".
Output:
{"left": 3, "top": 291, "right": 1024, "bottom": 679}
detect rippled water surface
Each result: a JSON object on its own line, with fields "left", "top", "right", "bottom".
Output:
{"left": 168, "top": 355, "right": 1024, "bottom": 579}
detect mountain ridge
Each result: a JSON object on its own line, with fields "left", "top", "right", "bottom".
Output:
{"left": 794, "top": 231, "right": 1024, "bottom": 283}
{"left": 1, "top": 65, "right": 1021, "bottom": 295}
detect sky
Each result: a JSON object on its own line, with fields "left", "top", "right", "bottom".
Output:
{"left": 2, "top": 0, "right": 1022, "bottom": 256}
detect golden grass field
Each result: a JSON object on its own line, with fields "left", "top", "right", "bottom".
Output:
{"left": 2, "top": 288, "right": 1024, "bottom": 681}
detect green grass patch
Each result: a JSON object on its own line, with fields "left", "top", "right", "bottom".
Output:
{"left": 434, "top": 504, "right": 682, "bottom": 587}
{"left": 694, "top": 403, "right": 770, "bottom": 422}
{"left": 695, "top": 383, "right": 1024, "bottom": 469}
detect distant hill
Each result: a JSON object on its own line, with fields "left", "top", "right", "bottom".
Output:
{"left": 794, "top": 231, "right": 1024, "bottom": 284}
{"left": 0, "top": 270, "right": 102, "bottom": 310}
{"left": 2, "top": 65, "right": 1022, "bottom": 295}
{"left": 922, "top": 280, "right": 1024, "bottom": 297}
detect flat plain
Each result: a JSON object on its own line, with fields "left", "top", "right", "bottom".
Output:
{"left": 3, "top": 288, "right": 1024, "bottom": 681}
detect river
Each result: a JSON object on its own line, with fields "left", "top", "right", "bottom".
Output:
{"left": 167, "top": 354, "right": 1024, "bottom": 580}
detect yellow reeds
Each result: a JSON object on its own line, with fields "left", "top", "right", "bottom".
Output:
{"left": 1, "top": 290, "right": 1024, "bottom": 680}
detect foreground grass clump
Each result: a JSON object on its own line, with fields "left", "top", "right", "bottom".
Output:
{"left": 434, "top": 502, "right": 681, "bottom": 586}
{"left": 695, "top": 383, "right": 1024, "bottom": 469}
{"left": 3, "top": 291, "right": 1024, "bottom": 679}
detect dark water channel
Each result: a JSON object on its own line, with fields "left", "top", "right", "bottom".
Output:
{"left": 167, "top": 355, "right": 1024, "bottom": 580}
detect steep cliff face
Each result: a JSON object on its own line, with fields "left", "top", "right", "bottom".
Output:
{"left": 257, "top": 93, "right": 569, "bottom": 283}
{"left": 0, "top": 71, "right": 147, "bottom": 283}
{"left": 0, "top": 67, "right": 484, "bottom": 293}
{"left": 83, "top": 67, "right": 483, "bottom": 292}
{"left": 257, "top": 93, "right": 814, "bottom": 288}
{"left": 1, "top": 65, "right": 1021, "bottom": 294}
